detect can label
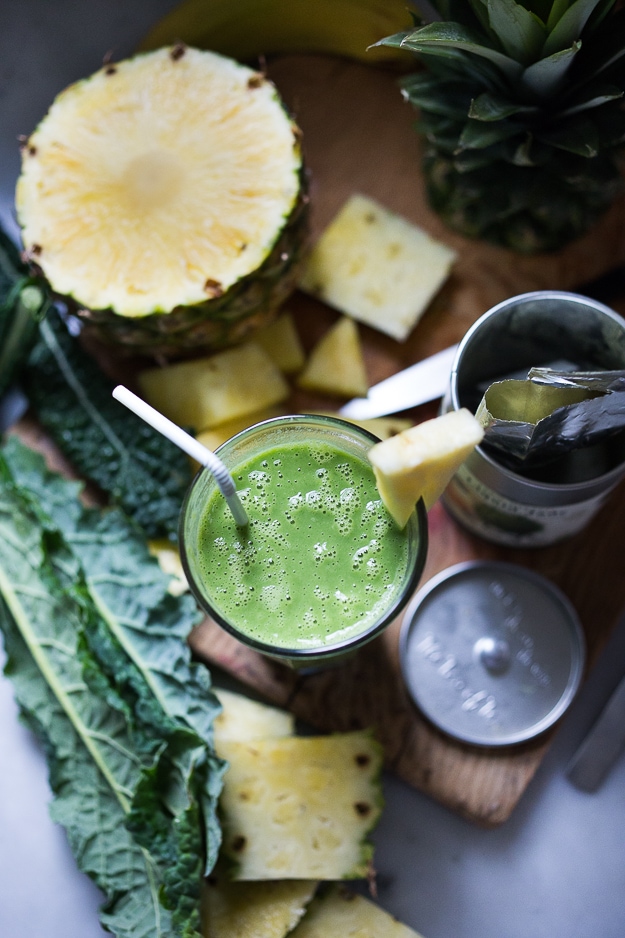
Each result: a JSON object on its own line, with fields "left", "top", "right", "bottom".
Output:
{"left": 443, "top": 462, "right": 611, "bottom": 547}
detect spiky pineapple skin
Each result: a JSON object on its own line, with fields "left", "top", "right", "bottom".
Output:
{"left": 419, "top": 111, "right": 624, "bottom": 255}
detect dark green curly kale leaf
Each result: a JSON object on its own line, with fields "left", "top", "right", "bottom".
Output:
{"left": 23, "top": 309, "right": 192, "bottom": 540}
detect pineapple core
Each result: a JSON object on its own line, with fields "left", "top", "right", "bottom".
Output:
{"left": 121, "top": 151, "right": 183, "bottom": 210}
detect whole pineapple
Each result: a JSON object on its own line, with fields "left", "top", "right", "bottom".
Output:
{"left": 378, "top": 1, "right": 625, "bottom": 253}
{"left": 15, "top": 45, "right": 308, "bottom": 358}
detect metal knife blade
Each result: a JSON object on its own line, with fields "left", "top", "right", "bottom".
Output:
{"left": 566, "top": 675, "right": 625, "bottom": 792}
{"left": 339, "top": 343, "right": 459, "bottom": 420}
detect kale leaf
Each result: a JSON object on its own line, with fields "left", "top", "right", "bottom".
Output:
{"left": 0, "top": 436, "right": 225, "bottom": 938}
{"left": 23, "top": 309, "right": 192, "bottom": 541}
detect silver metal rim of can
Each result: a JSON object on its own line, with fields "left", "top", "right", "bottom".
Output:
{"left": 399, "top": 560, "right": 586, "bottom": 747}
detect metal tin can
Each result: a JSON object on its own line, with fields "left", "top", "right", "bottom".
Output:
{"left": 399, "top": 561, "right": 586, "bottom": 747}
{"left": 442, "top": 291, "right": 625, "bottom": 547}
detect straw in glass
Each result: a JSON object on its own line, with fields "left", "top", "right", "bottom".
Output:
{"left": 112, "top": 385, "right": 248, "bottom": 527}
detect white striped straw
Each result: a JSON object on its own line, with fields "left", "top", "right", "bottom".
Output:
{"left": 112, "top": 385, "right": 248, "bottom": 527}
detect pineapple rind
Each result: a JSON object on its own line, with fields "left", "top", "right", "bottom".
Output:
{"left": 16, "top": 45, "right": 309, "bottom": 356}
{"left": 218, "top": 730, "right": 384, "bottom": 881}
{"left": 289, "top": 884, "right": 426, "bottom": 937}
{"left": 299, "top": 194, "right": 456, "bottom": 341}
{"left": 202, "top": 873, "right": 317, "bottom": 938}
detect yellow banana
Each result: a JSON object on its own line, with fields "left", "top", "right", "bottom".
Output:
{"left": 139, "top": 0, "right": 417, "bottom": 67}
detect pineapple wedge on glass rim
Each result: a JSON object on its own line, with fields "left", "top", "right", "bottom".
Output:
{"left": 369, "top": 408, "right": 484, "bottom": 529}
{"left": 15, "top": 45, "right": 309, "bottom": 358}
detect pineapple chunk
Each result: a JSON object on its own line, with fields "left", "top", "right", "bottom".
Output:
{"left": 218, "top": 730, "right": 383, "bottom": 880}
{"left": 306, "top": 412, "right": 413, "bottom": 441}
{"left": 297, "top": 317, "right": 368, "bottom": 398}
{"left": 299, "top": 193, "right": 456, "bottom": 341}
{"left": 368, "top": 409, "right": 484, "bottom": 528}
{"left": 213, "top": 688, "right": 295, "bottom": 746}
{"left": 254, "top": 312, "right": 306, "bottom": 374}
{"left": 137, "top": 342, "right": 289, "bottom": 431}
{"left": 202, "top": 872, "right": 317, "bottom": 938}
{"left": 147, "top": 539, "right": 188, "bottom": 596}
{"left": 290, "top": 885, "right": 426, "bottom": 938}
{"left": 194, "top": 406, "right": 286, "bottom": 458}
{"left": 346, "top": 416, "right": 412, "bottom": 439}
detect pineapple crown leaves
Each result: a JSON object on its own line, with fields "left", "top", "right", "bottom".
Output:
{"left": 378, "top": 0, "right": 620, "bottom": 98}
{"left": 377, "top": 0, "right": 625, "bottom": 162}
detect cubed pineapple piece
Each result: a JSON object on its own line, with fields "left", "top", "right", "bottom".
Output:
{"left": 202, "top": 871, "right": 317, "bottom": 938}
{"left": 147, "top": 539, "right": 188, "bottom": 596}
{"left": 218, "top": 730, "right": 383, "bottom": 880}
{"left": 289, "top": 885, "right": 426, "bottom": 938}
{"left": 368, "top": 408, "right": 484, "bottom": 528}
{"left": 213, "top": 688, "right": 295, "bottom": 746}
{"left": 297, "top": 317, "right": 368, "bottom": 399}
{"left": 194, "top": 406, "right": 286, "bottom": 459}
{"left": 315, "top": 414, "right": 413, "bottom": 441}
{"left": 137, "top": 342, "right": 289, "bottom": 431}
{"left": 254, "top": 312, "right": 306, "bottom": 374}
{"left": 299, "top": 193, "right": 456, "bottom": 341}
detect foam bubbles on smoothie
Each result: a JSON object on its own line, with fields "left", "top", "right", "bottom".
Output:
{"left": 196, "top": 438, "right": 411, "bottom": 650}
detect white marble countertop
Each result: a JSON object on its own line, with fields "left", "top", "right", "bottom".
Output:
{"left": 1, "top": 4, "right": 624, "bottom": 937}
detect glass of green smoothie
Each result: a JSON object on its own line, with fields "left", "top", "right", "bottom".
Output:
{"left": 179, "top": 414, "right": 428, "bottom": 668}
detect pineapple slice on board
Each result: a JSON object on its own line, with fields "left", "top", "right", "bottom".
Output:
{"left": 297, "top": 316, "right": 368, "bottom": 399}
{"left": 202, "top": 872, "right": 317, "bottom": 938}
{"left": 194, "top": 407, "right": 286, "bottom": 462}
{"left": 218, "top": 730, "right": 383, "bottom": 880}
{"left": 368, "top": 409, "right": 484, "bottom": 528}
{"left": 299, "top": 193, "right": 456, "bottom": 342}
{"left": 213, "top": 688, "right": 295, "bottom": 746}
{"left": 15, "top": 46, "right": 308, "bottom": 357}
{"left": 206, "top": 692, "right": 317, "bottom": 937}
{"left": 289, "top": 884, "right": 426, "bottom": 937}
{"left": 138, "top": 342, "right": 289, "bottom": 431}
{"left": 254, "top": 311, "right": 306, "bottom": 374}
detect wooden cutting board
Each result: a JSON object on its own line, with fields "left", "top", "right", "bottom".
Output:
{"left": 12, "top": 54, "right": 625, "bottom": 829}
{"left": 187, "top": 54, "right": 625, "bottom": 827}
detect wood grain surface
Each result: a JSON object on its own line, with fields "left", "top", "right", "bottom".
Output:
{"left": 188, "top": 55, "right": 625, "bottom": 827}
{"left": 12, "top": 54, "right": 625, "bottom": 828}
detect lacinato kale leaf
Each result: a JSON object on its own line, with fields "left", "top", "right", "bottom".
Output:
{"left": 0, "top": 224, "right": 51, "bottom": 399}
{"left": 0, "top": 436, "right": 225, "bottom": 938}
{"left": 23, "top": 309, "right": 192, "bottom": 541}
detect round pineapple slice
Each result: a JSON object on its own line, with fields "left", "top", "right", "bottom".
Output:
{"left": 16, "top": 45, "right": 308, "bottom": 357}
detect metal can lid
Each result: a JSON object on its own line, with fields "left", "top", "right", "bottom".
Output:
{"left": 399, "top": 561, "right": 586, "bottom": 747}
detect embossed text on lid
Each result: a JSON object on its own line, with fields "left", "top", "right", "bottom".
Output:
{"left": 399, "top": 561, "right": 585, "bottom": 747}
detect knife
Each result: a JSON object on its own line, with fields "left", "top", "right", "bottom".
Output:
{"left": 339, "top": 343, "right": 459, "bottom": 420}
{"left": 566, "top": 674, "right": 625, "bottom": 792}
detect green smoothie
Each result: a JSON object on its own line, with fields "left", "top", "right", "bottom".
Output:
{"left": 193, "top": 438, "right": 411, "bottom": 651}
{"left": 180, "top": 415, "right": 427, "bottom": 664}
